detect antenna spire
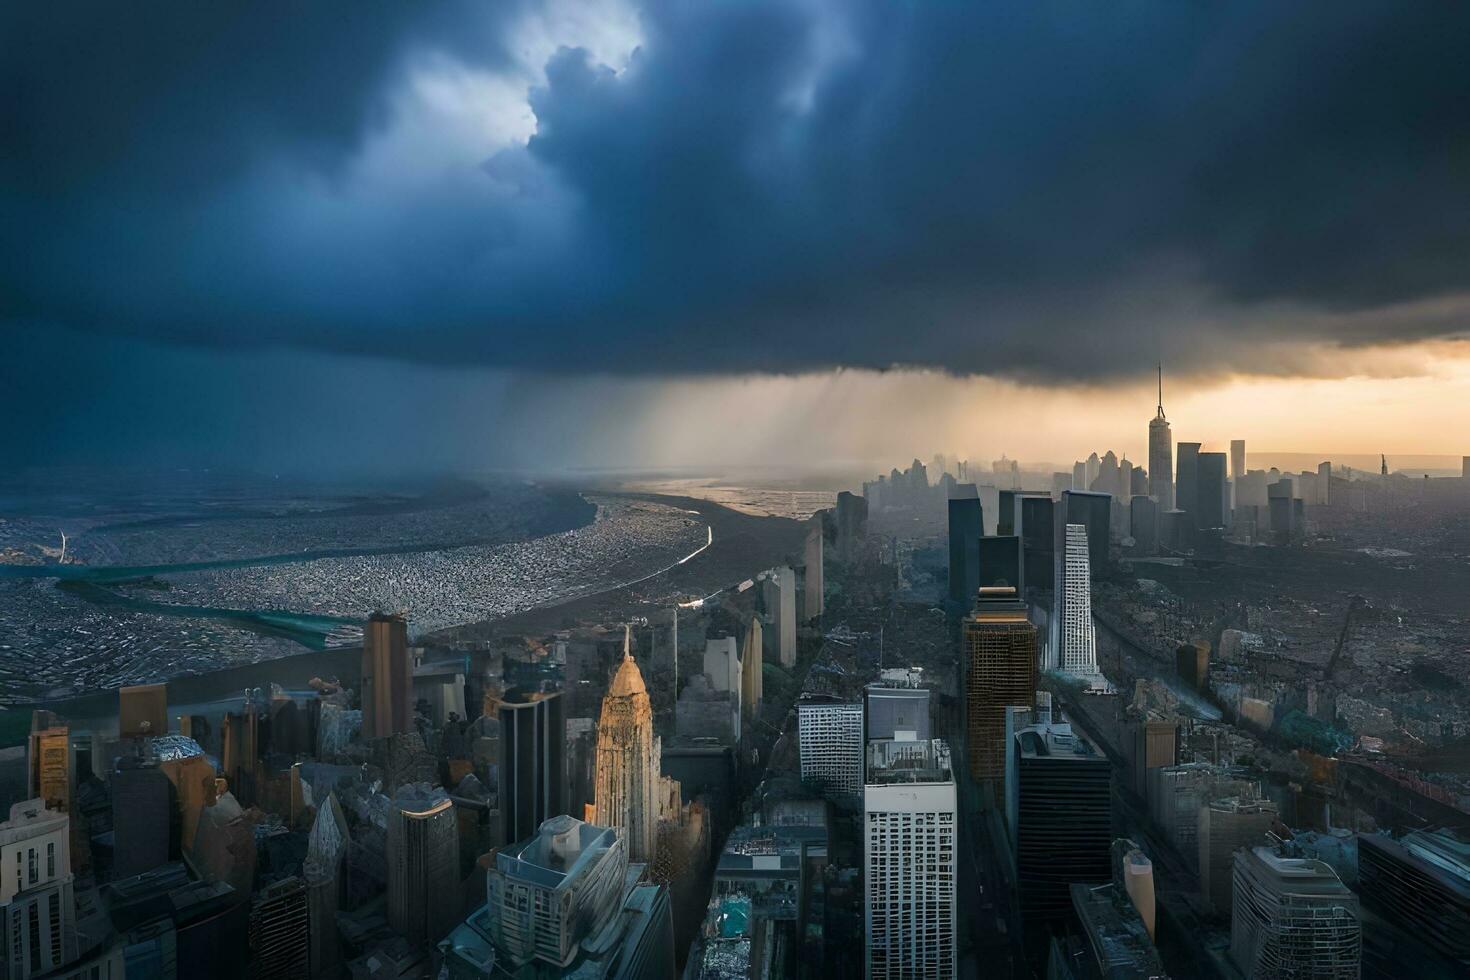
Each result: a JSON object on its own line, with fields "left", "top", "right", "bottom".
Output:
{"left": 1155, "top": 362, "right": 1166, "bottom": 419}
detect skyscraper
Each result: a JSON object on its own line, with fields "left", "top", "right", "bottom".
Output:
{"left": 1018, "top": 495, "right": 1055, "bottom": 593}
{"left": 362, "top": 612, "right": 412, "bottom": 740}
{"left": 248, "top": 876, "right": 309, "bottom": 979}
{"left": 1176, "top": 442, "right": 1201, "bottom": 530}
{"left": 803, "top": 515, "right": 825, "bottom": 622}
{"left": 592, "top": 627, "right": 660, "bottom": 862}
{"left": 1049, "top": 523, "right": 1098, "bottom": 677}
{"left": 947, "top": 489, "right": 983, "bottom": 603}
{"left": 962, "top": 586, "right": 1037, "bottom": 787}
{"left": 1231, "top": 846, "right": 1360, "bottom": 979}
{"left": 740, "top": 615, "right": 763, "bottom": 724}
{"left": 761, "top": 566, "right": 797, "bottom": 668}
{"left": 1061, "top": 489, "right": 1110, "bottom": 571}
{"left": 1012, "top": 724, "right": 1112, "bottom": 942}
{"left": 111, "top": 756, "right": 171, "bottom": 878}
{"left": 303, "top": 792, "right": 350, "bottom": 978}
{"left": 977, "top": 534, "right": 1023, "bottom": 594}
{"left": 1198, "top": 451, "right": 1228, "bottom": 529}
{"left": 1231, "top": 439, "right": 1247, "bottom": 507}
{"left": 1199, "top": 796, "right": 1278, "bottom": 917}
{"left": 797, "top": 695, "right": 864, "bottom": 805}
{"left": 386, "top": 784, "right": 461, "bottom": 948}
{"left": 1148, "top": 364, "right": 1174, "bottom": 510}
{"left": 498, "top": 692, "right": 566, "bottom": 847}
{"left": 0, "top": 800, "right": 79, "bottom": 978}
{"left": 864, "top": 739, "right": 957, "bottom": 980}
{"left": 702, "top": 635, "right": 742, "bottom": 741}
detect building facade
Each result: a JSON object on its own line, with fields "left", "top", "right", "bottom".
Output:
{"left": 592, "top": 628, "right": 660, "bottom": 862}
{"left": 362, "top": 612, "right": 412, "bottom": 740}
{"left": 498, "top": 692, "right": 565, "bottom": 847}
{"left": 864, "top": 739, "right": 957, "bottom": 980}
{"left": 797, "top": 697, "right": 864, "bottom": 805}
{"left": 0, "top": 800, "right": 78, "bottom": 979}
{"left": 962, "top": 587, "right": 1037, "bottom": 786}
{"left": 386, "top": 785, "right": 461, "bottom": 948}
{"left": 1231, "top": 846, "right": 1360, "bottom": 979}
{"left": 1049, "top": 524, "right": 1098, "bottom": 676}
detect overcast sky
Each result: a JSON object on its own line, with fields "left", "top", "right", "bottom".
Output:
{"left": 5, "top": 1, "right": 1470, "bottom": 476}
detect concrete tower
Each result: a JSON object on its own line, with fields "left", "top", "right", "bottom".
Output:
{"left": 1148, "top": 364, "right": 1174, "bottom": 510}
{"left": 592, "top": 626, "right": 660, "bottom": 862}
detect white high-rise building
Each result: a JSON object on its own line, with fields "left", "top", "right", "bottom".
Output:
{"left": 864, "top": 739, "right": 957, "bottom": 980}
{"left": 797, "top": 697, "right": 864, "bottom": 804}
{"left": 0, "top": 800, "right": 79, "bottom": 979}
{"left": 1231, "top": 846, "right": 1360, "bottom": 979}
{"left": 1048, "top": 523, "right": 1099, "bottom": 678}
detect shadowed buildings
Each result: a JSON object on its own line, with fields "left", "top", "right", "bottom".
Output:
{"left": 1011, "top": 724, "right": 1111, "bottom": 946}
{"left": 498, "top": 692, "right": 565, "bottom": 848}
{"left": 947, "top": 487, "right": 983, "bottom": 604}
{"left": 1176, "top": 442, "right": 1201, "bottom": 532}
{"left": 362, "top": 613, "right": 412, "bottom": 740}
{"left": 386, "top": 784, "right": 461, "bottom": 949}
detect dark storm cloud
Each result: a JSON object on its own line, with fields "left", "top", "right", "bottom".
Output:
{"left": 4, "top": 0, "right": 1470, "bottom": 380}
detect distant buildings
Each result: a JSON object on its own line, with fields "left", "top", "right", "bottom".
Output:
{"left": 864, "top": 739, "right": 957, "bottom": 980}
{"left": 803, "top": 517, "right": 825, "bottom": 623}
{"left": 1230, "top": 846, "right": 1360, "bottom": 979}
{"left": 947, "top": 490, "right": 983, "bottom": 604}
{"left": 740, "top": 617, "right": 763, "bottom": 724}
{"left": 1148, "top": 368, "right": 1174, "bottom": 511}
{"left": 386, "top": 784, "right": 461, "bottom": 948}
{"left": 1011, "top": 723, "right": 1111, "bottom": 938}
{"left": 0, "top": 799, "right": 79, "bottom": 978}
{"left": 498, "top": 692, "right": 565, "bottom": 847}
{"left": 119, "top": 682, "right": 168, "bottom": 739}
{"left": 760, "top": 566, "right": 797, "bottom": 668}
{"left": 362, "top": 613, "right": 413, "bottom": 740}
{"left": 797, "top": 696, "right": 864, "bottom": 805}
{"left": 1198, "top": 451, "right": 1228, "bottom": 530}
{"left": 1176, "top": 442, "right": 1201, "bottom": 531}
{"left": 592, "top": 628, "right": 660, "bottom": 862}
{"left": 962, "top": 585, "right": 1037, "bottom": 787}
{"left": 439, "top": 815, "right": 673, "bottom": 980}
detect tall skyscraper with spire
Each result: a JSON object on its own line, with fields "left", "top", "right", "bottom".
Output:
{"left": 591, "top": 626, "right": 660, "bottom": 862}
{"left": 1148, "top": 363, "right": 1174, "bottom": 510}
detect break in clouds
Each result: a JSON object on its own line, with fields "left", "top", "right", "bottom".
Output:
{"left": 5, "top": 0, "right": 1470, "bottom": 381}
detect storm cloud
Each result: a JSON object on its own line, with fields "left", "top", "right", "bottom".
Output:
{"left": 5, "top": 0, "right": 1470, "bottom": 381}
